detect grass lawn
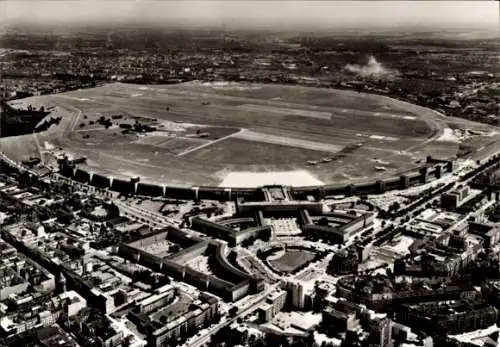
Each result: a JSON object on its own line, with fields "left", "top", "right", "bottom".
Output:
{"left": 186, "top": 138, "right": 331, "bottom": 165}
{"left": 14, "top": 82, "right": 487, "bottom": 187}
{"left": 269, "top": 249, "right": 316, "bottom": 273}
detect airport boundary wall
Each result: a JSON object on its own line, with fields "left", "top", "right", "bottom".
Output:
{"left": 56, "top": 157, "right": 455, "bottom": 202}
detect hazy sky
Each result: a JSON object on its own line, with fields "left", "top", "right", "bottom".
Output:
{"left": 1, "top": 1, "right": 499, "bottom": 31}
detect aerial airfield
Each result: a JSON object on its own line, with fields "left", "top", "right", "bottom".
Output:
{"left": 3, "top": 82, "right": 498, "bottom": 188}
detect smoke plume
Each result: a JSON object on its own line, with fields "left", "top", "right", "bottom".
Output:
{"left": 344, "top": 56, "right": 397, "bottom": 78}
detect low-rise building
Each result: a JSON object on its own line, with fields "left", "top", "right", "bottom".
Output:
{"left": 5, "top": 324, "right": 79, "bottom": 347}
{"left": 336, "top": 274, "right": 476, "bottom": 312}
{"left": 395, "top": 229, "right": 483, "bottom": 277}
{"left": 136, "top": 285, "right": 174, "bottom": 314}
{"left": 147, "top": 293, "right": 218, "bottom": 347}
{"left": 66, "top": 307, "right": 124, "bottom": 347}
{"left": 301, "top": 209, "right": 374, "bottom": 243}
{"left": 482, "top": 280, "right": 500, "bottom": 309}
{"left": 396, "top": 298, "right": 498, "bottom": 335}
{"left": 441, "top": 185, "right": 470, "bottom": 210}
{"left": 0, "top": 240, "right": 55, "bottom": 301}
{"left": 322, "top": 299, "right": 362, "bottom": 333}
{"left": 327, "top": 247, "right": 359, "bottom": 275}
{"left": 468, "top": 222, "right": 500, "bottom": 248}
{"left": 0, "top": 290, "right": 86, "bottom": 338}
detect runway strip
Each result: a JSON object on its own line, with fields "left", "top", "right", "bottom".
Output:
{"left": 176, "top": 128, "right": 244, "bottom": 157}
{"left": 234, "top": 129, "right": 344, "bottom": 153}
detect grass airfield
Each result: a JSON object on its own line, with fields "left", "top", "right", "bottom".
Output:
{"left": 2, "top": 82, "right": 498, "bottom": 187}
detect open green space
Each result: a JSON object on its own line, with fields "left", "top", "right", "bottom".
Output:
{"left": 4, "top": 82, "right": 495, "bottom": 187}
{"left": 269, "top": 249, "right": 316, "bottom": 273}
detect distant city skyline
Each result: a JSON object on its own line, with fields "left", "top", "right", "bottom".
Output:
{"left": 2, "top": 1, "right": 499, "bottom": 32}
